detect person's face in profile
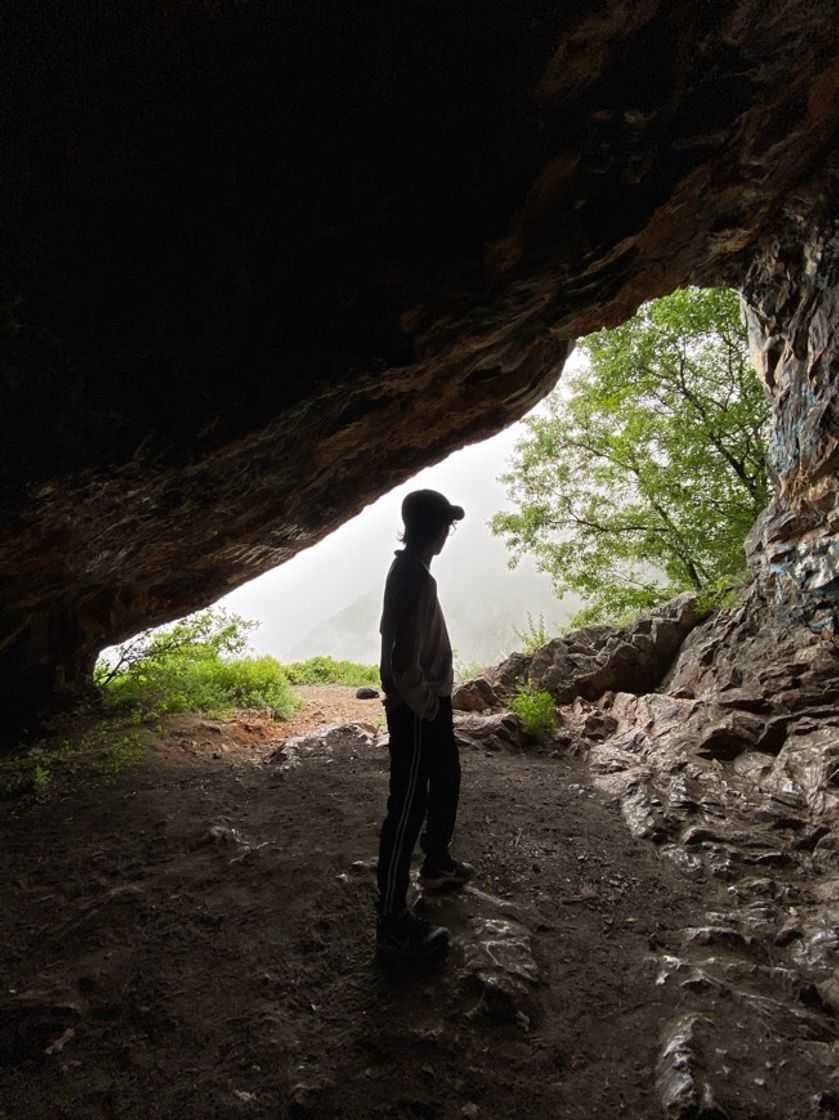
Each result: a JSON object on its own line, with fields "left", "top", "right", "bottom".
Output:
{"left": 432, "top": 520, "right": 455, "bottom": 556}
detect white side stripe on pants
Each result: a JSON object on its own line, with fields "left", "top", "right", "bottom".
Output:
{"left": 383, "top": 712, "right": 423, "bottom": 915}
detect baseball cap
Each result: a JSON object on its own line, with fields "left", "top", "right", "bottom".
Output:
{"left": 401, "top": 489, "right": 465, "bottom": 532}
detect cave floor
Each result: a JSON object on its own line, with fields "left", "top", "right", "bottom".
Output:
{"left": 0, "top": 690, "right": 829, "bottom": 1119}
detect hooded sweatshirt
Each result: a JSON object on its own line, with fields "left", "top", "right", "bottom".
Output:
{"left": 379, "top": 549, "right": 453, "bottom": 720}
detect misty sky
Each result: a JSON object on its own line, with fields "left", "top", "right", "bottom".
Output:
{"left": 218, "top": 414, "right": 543, "bottom": 659}
{"left": 217, "top": 351, "right": 585, "bottom": 662}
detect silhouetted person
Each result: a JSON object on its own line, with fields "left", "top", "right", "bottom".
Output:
{"left": 375, "top": 489, "right": 475, "bottom": 960}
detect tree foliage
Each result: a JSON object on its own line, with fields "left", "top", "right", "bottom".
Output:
{"left": 492, "top": 288, "right": 770, "bottom": 623}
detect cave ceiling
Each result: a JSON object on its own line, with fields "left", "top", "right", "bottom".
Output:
{"left": 2, "top": 1, "right": 838, "bottom": 708}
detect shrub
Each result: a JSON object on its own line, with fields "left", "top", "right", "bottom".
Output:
{"left": 282, "top": 655, "right": 380, "bottom": 687}
{"left": 95, "top": 607, "right": 255, "bottom": 687}
{"left": 103, "top": 651, "right": 301, "bottom": 719}
{"left": 97, "top": 609, "right": 302, "bottom": 720}
{"left": 509, "top": 682, "right": 556, "bottom": 740}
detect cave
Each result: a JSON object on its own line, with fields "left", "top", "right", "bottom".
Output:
{"left": 2, "top": 3, "right": 839, "bottom": 1115}
{"left": 2, "top": 1, "right": 837, "bottom": 723}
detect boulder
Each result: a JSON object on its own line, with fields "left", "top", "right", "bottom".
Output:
{"left": 454, "top": 711, "right": 525, "bottom": 753}
{"left": 525, "top": 593, "right": 709, "bottom": 706}
{"left": 488, "top": 652, "right": 533, "bottom": 699}
{"left": 461, "top": 916, "right": 540, "bottom": 1027}
{"left": 451, "top": 676, "right": 502, "bottom": 713}
{"left": 267, "top": 723, "right": 375, "bottom": 766}
{"left": 655, "top": 1015, "right": 726, "bottom": 1120}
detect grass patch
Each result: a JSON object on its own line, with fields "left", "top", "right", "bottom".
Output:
{"left": 282, "top": 655, "right": 380, "bottom": 687}
{"left": 0, "top": 717, "right": 149, "bottom": 799}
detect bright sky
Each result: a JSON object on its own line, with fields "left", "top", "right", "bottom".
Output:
{"left": 218, "top": 351, "right": 585, "bottom": 660}
{"left": 218, "top": 415, "right": 532, "bottom": 657}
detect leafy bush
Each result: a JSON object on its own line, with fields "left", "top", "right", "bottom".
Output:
{"left": 282, "top": 655, "right": 380, "bottom": 687}
{"left": 509, "top": 682, "right": 556, "bottom": 740}
{"left": 104, "top": 653, "right": 302, "bottom": 717}
{"left": 95, "top": 608, "right": 256, "bottom": 687}
{"left": 97, "top": 608, "right": 302, "bottom": 719}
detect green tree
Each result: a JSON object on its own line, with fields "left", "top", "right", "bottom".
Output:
{"left": 492, "top": 287, "right": 770, "bottom": 623}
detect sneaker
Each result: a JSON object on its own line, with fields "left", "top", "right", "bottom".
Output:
{"left": 376, "top": 909, "right": 450, "bottom": 961}
{"left": 419, "top": 858, "right": 475, "bottom": 892}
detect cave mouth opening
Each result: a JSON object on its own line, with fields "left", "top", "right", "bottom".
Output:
{"left": 2, "top": 5, "right": 837, "bottom": 746}
{"left": 0, "top": 233, "right": 830, "bottom": 744}
{"left": 72, "top": 284, "right": 769, "bottom": 740}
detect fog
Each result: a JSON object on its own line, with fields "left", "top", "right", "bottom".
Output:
{"left": 217, "top": 353, "right": 584, "bottom": 666}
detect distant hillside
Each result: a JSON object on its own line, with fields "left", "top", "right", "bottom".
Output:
{"left": 289, "top": 552, "right": 581, "bottom": 667}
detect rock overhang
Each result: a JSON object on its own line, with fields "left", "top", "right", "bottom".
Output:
{"left": 1, "top": 2, "right": 838, "bottom": 714}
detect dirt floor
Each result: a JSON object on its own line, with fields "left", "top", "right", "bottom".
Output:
{"left": 1, "top": 687, "right": 713, "bottom": 1119}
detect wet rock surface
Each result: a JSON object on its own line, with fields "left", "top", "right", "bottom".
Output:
{"left": 454, "top": 711, "right": 526, "bottom": 753}
{"left": 656, "top": 1015, "right": 729, "bottom": 1120}
{"left": 511, "top": 580, "right": 839, "bottom": 1118}
{"left": 742, "top": 174, "right": 839, "bottom": 635}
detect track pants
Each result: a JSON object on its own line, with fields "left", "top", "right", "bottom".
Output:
{"left": 377, "top": 697, "right": 461, "bottom": 917}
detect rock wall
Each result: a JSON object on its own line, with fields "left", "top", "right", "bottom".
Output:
{"left": 742, "top": 167, "right": 839, "bottom": 633}
{"left": 500, "top": 195, "right": 839, "bottom": 1083}
{"left": 538, "top": 583, "right": 839, "bottom": 1108}
{"left": 2, "top": 3, "right": 838, "bottom": 719}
